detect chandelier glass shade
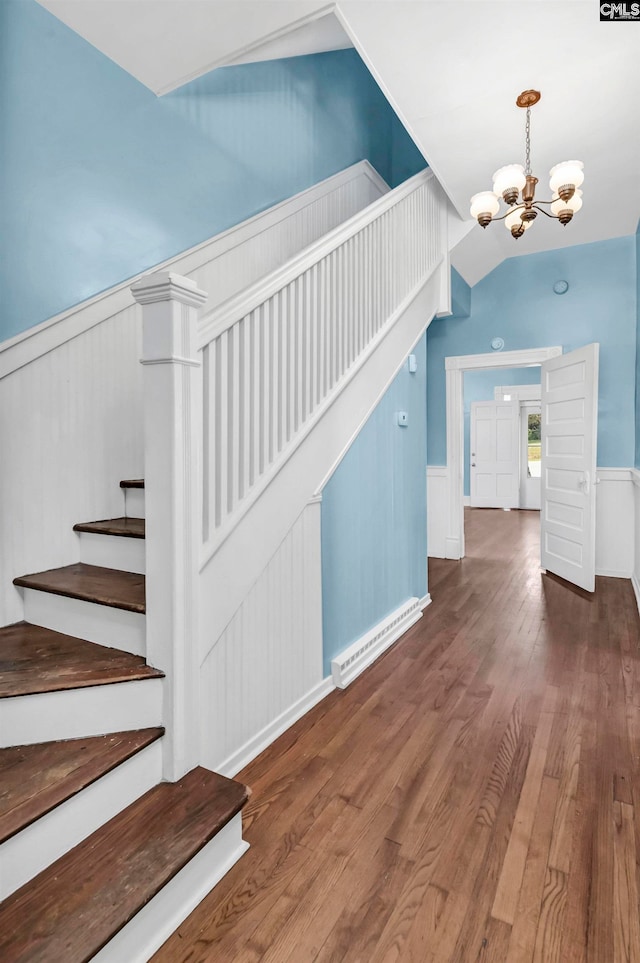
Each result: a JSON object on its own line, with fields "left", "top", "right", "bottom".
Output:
{"left": 470, "top": 90, "right": 584, "bottom": 239}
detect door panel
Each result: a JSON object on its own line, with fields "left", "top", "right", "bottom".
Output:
{"left": 540, "top": 343, "right": 599, "bottom": 592}
{"left": 470, "top": 401, "right": 519, "bottom": 508}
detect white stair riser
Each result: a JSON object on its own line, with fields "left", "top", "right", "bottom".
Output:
{"left": 77, "top": 531, "right": 145, "bottom": 575}
{"left": 124, "top": 489, "right": 145, "bottom": 519}
{"left": 92, "top": 814, "right": 248, "bottom": 963}
{"left": 22, "top": 589, "right": 145, "bottom": 655}
{"left": 0, "top": 739, "right": 163, "bottom": 901}
{"left": 0, "top": 678, "right": 163, "bottom": 747}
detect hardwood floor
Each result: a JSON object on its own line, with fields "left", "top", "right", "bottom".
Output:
{"left": 153, "top": 507, "right": 640, "bottom": 963}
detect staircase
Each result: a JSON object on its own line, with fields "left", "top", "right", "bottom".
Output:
{"left": 0, "top": 479, "right": 250, "bottom": 962}
{"left": 0, "top": 161, "right": 448, "bottom": 959}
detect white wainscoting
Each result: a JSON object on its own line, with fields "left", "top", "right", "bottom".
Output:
{"left": 199, "top": 498, "right": 328, "bottom": 777}
{"left": 427, "top": 464, "right": 635, "bottom": 580}
{"left": 632, "top": 470, "right": 640, "bottom": 612}
{"left": 595, "top": 468, "right": 634, "bottom": 578}
{"left": 0, "top": 162, "right": 386, "bottom": 627}
{"left": 0, "top": 314, "right": 144, "bottom": 626}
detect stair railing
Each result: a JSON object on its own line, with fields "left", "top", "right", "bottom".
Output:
{"left": 197, "top": 167, "right": 443, "bottom": 561}
{"left": 132, "top": 166, "right": 446, "bottom": 779}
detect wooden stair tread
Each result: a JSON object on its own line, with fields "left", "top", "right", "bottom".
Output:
{"left": 119, "top": 479, "right": 144, "bottom": 489}
{"left": 13, "top": 563, "right": 145, "bottom": 613}
{"left": 73, "top": 517, "right": 145, "bottom": 539}
{"left": 0, "top": 728, "right": 163, "bottom": 844}
{"left": 0, "top": 766, "right": 250, "bottom": 962}
{"left": 0, "top": 623, "right": 162, "bottom": 698}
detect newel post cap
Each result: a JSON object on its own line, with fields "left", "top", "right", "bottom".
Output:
{"left": 131, "top": 271, "right": 208, "bottom": 309}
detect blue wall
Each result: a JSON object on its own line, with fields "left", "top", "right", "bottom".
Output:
{"left": 463, "top": 367, "right": 540, "bottom": 496}
{"left": 1, "top": 0, "right": 426, "bottom": 341}
{"left": 428, "top": 236, "right": 637, "bottom": 468}
{"left": 321, "top": 337, "right": 427, "bottom": 675}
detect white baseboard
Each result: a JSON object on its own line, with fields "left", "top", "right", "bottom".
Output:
{"left": 331, "top": 597, "right": 422, "bottom": 689}
{"left": 595, "top": 567, "right": 633, "bottom": 579}
{"left": 419, "top": 593, "right": 432, "bottom": 610}
{"left": 92, "top": 813, "right": 248, "bottom": 963}
{"left": 216, "top": 677, "right": 335, "bottom": 778}
{"left": 632, "top": 574, "right": 640, "bottom": 615}
{"left": 463, "top": 496, "right": 471, "bottom": 507}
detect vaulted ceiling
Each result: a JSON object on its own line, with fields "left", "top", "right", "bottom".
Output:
{"left": 37, "top": 0, "right": 640, "bottom": 286}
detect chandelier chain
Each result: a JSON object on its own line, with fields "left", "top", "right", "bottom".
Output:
{"left": 525, "top": 106, "right": 531, "bottom": 176}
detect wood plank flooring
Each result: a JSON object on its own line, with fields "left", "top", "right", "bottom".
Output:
{"left": 153, "top": 507, "right": 640, "bottom": 963}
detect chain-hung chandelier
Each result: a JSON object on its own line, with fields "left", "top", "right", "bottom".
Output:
{"left": 470, "top": 90, "right": 584, "bottom": 239}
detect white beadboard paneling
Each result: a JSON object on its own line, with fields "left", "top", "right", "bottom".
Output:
{"left": 199, "top": 499, "right": 324, "bottom": 773}
{"left": 427, "top": 466, "right": 449, "bottom": 559}
{"left": 0, "top": 310, "right": 144, "bottom": 626}
{"left": 0, "top": 162, "right": 383, "bottom": 627}
{"left": 594, "top": 469, "right": 634, "bottom": 578}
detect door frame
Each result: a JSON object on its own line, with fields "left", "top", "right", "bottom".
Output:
{"left": 444, "top": 346, "right": 562, "bottom": 559}
{"left": 519, "top": 401, "right": 542, "bottom": 511}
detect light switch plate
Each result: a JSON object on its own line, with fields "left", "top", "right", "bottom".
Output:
{"left": 397, "top": 411, "right": 408, "bottom": 427}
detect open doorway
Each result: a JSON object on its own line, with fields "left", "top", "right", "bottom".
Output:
{"left": 444, "top": 343, "right": 600, "bottom": 593}
{"left": 464, "top": 368, "right": 542, "bottom": 512}
{"left": 443, "top": 346, "right": 562, "bottom": 561}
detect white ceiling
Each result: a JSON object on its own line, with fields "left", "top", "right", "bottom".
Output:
{"left": 37, "top": 0, "right": 640, "bottom": 286}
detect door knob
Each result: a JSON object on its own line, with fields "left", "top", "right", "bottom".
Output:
{"left": 471, "top": 463, "right": 476, "bottom": 467}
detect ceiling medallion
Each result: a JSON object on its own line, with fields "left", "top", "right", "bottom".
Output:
{"left": 470, "top": 90, "right": 584, "bottom": 240}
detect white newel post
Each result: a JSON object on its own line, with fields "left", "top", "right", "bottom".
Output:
{"left": 131, "top": 271, "right": 207, "bottom": 781}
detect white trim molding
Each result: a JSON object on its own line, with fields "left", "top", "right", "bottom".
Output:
{"left": 0, "top": 161, "right": 387, "bottom": 380}
{"left": 445, "top": 346, "right": 562, "bottom": 559}
{"left": 426, "top": 465, "right": 450, "bottom": 559}
{"left": 331, "top": 597, "right": 422, "bottom": 689}
{"left": 216, "top": 678, "right": 335, "bottom": 779}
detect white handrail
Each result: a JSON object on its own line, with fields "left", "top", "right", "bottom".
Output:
{"left": 199, "top": 170, "right": 445, "bottom": 551}
{"left": 198, "top": 168, "right": 434, "bottom": 348}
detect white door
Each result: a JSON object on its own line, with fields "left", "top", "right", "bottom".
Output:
{"left": 470, "top": 400, "right": 520, "bottom": 508}
{"left": 540, "top": 343, "right": 599, "bottom": 592}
